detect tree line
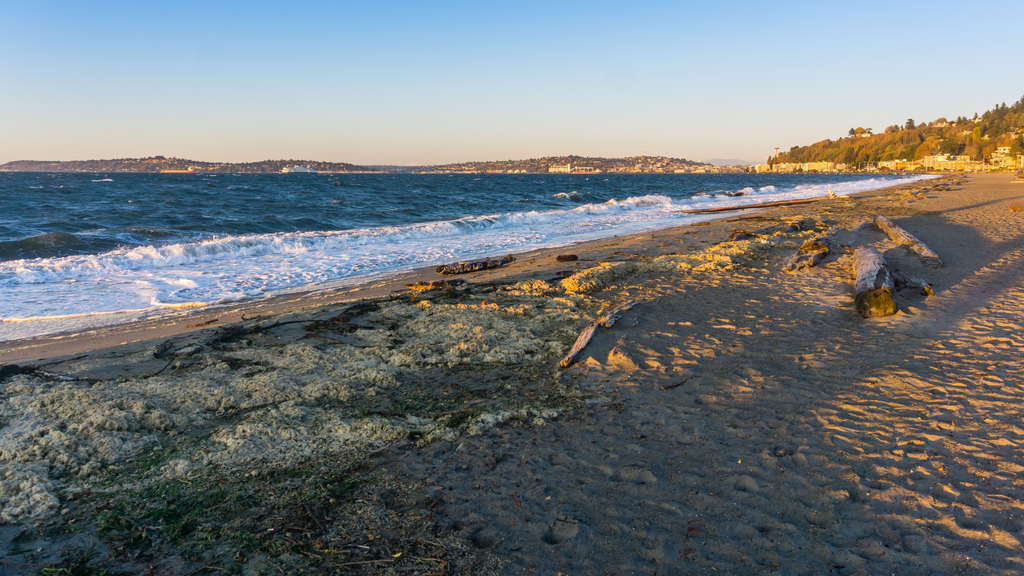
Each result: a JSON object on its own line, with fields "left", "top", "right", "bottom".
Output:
{"left": 776, "top": 96, "right": 1024, "bottom": 166}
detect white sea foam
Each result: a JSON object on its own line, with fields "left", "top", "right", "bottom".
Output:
{"left": 0, "top": 175, "right": 936, "bottom": 340}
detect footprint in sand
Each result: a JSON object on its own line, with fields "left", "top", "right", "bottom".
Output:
{"left": 542, "top": 516, "right": 580, "bottom": 544}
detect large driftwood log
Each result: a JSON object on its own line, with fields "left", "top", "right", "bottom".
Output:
{"left": 559, "top": 301, "right": 638, "bottom": 368}
{"left": 874, "top": 215, "right": 942, "bottom": 267}
{"left": 853, "top": 248, "right": 897, "bottom": 318}
{"left": 785, "top": 231, "right": 836, "bottom": 272}
{"left": 675, "top": 197, "right": 822, "bottom": 215}
{"left": 436, "top": 254, "right": 515, "bottom": 276}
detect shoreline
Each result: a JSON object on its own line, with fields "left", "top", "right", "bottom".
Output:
{"left": 5, "top": 173, "right": 1024, "bottom": 574}
{"left": 0, "top": 174, "right": 940, "bottom": 365}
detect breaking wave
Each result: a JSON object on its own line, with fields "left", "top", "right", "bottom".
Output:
{"left": 0, "top": 173, "right": 937, "bottom": 339}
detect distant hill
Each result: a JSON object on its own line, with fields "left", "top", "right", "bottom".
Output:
{"left": 704, "top": 158, "right": 756, "bottom": 167}
{"left": 0, "top": 157, "right": 375, "bottom": 173}
{"left": 0, "top": 154, "right": 727, "bottom": 175}
{"left": 424, "top": 155, "right": 713, "bottom": 173}
{"left": 775, "top": 95, "right": 1024, "bottom": 166}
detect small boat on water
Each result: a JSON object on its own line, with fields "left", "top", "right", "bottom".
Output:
{"left": 281, "top": 166, "right": 317, "bottom": 174}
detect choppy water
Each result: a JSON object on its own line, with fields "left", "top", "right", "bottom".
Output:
{"left": 0, "top": 171, "right": 934, "bottom": 340}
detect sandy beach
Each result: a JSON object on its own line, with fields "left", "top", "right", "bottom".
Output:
{"left": 3, "top": 172, "right": 1024, "bottom": 575}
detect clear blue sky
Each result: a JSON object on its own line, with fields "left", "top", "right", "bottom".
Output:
{"left": 2, "top": 0, "right": 1022, "bottom": 166}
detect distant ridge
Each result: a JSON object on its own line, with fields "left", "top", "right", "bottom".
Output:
{"left": 0, "top": 154, "right": 739, "bottom": 175}
{"left": 422, "top": 154, "right": 715, "bottom": 173}
{"left": 704, "top": 158, "right": 756, "bottom": 167}
{"left": 0, "top": 157, "right": 375, "bottom": 173}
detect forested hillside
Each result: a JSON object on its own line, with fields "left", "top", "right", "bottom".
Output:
{"left": 777, "top": 97, "right": 1024, "bottom": 165}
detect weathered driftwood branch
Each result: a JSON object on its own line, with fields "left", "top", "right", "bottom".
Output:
{"left": 891, "top": 268, "right": 933, "bottom": 296}
{"left": 436, "top": 254, "right": 515, "bottom": 276}
{"left": 853, "top": 248, "right": 897, "bottom": 318}
{"left": 785, "top": 231, "right": 836, "bottom": 272}
{"left": 892, "top": 270, "right": 933, "bottom": 295}
{"left": 874, "top": 215, "right": 942, "bottom": 267}
{"left": 675, "top": 197, "right": 822, "bottom": 215}
{"left": 559, "top": 300, "right": 638, "bottom": 368}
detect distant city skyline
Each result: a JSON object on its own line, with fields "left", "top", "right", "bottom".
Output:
{"left": 2, "top": 0, "right": 1022, "bottom": 166}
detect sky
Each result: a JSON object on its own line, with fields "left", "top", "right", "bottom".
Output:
{"left": 2, "top": 0, "right": 1023, "bottom": 166}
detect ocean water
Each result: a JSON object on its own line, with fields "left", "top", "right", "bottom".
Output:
{"left": 0, "top": 172, "right": 934, "bottom": 340}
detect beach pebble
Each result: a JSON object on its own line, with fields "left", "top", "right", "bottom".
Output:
{"left": 636, "top": 470, "right": 658, "bottom": 484}
{"left": 734, "top": 475, "right": 758, "bottom": 493}
{"left": 694, "top": 394, "right": 716, "bottom": 405}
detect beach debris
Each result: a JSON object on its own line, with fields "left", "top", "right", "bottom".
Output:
{"left": 892, "top": 268, "right": 934, "bottom": 297}
{"left": 674, "top": 197, "right": 821, "bottom": 215}
{"left": 436, "top": 254, "right": 515, "bottom": 276}
{"left": 304, "top": 332, "right": 345, "bottom": 343}
{"left": 186, "top": 317, "right": 220, "bottom": 328}
{"left": 660, "top": 378, "right": 687, "bottom": 391}
{"left": 853, "top": 247, "right": 898, "bottom": 318}
{"left": 611, "top": 251, "right": 653, "bottom": 260}
{"left": 153, "top": 339, "right": 177, "bottom": 359}
{"left": 728, "top": 221, "right": 804, "bottom": 242}
{"left": 1008, "top": 202, "right": 1024, "bottom": 212}
{"left": 555, "top": 254, "right": 578, "bottom": 262}
{"left": 559, "top": 300, "right": 638, "bottom": 368}
{"left": 404, "top": 279, "right": 466, "bottom": 292}
{"left": 562, "top": 240, "right": 766, "bottom": 294}
{"left": 874, "top": 215, "right": 943, "bottom": 267}
{"left": 0, "top": 364, "right": 24, "bottom": 380}
{"left": 785, "top": 230, "right": 836, "bottom": 272}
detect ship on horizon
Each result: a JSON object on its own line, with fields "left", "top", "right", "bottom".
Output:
{"left": 281, "top": 166, "right": 317, "bottom": 174}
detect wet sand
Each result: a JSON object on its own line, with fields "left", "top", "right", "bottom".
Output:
{"left": 4, "top": 173, "right": 1024, "bottom": 575}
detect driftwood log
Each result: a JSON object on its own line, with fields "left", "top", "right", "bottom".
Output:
{"left": 436, "top": 255, "right": 514, "bottom": 276}
{"left": 853, "top": 248, "right": 897, "bottom": 318}
{"left": 785, "top": 231, "right": 836, "bottom": 272}
{"left": 559, "top": 300, "right": 638, "bottom": 368}
{"left": 892, "top": 268, "right": 934, "bottom": 296}
{"left": 675, "top": 197, "right": 823, "bottom": 215}
{"left": 874, "top": 215, "right": 942, "bottom": 267}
